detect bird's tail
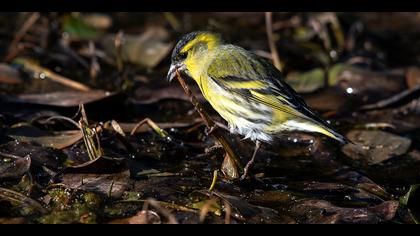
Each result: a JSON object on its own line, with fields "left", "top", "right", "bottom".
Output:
{"left": 314, "top": 124, "right": 350, "bottom": 145}
{"left": 283, "top": 120, "right": 350, "bottom": 145}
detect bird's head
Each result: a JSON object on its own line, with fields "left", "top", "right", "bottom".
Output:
{"left": 167, "top": 31, "right": 222, "bottom": 82}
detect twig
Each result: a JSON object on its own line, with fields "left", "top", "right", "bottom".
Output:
{"left": 0, "top": 151, "right": 26, "bottom": 159}
{"left": 16, "top": 58, "right": 91, "bottom": 92}
{"left": 265, "top": 12, "right": 283, "bottom": 71}
{"left": 118, "top": 199, "right": 197, "bottom": 214}
{"left": 223, "top": 200, "right": 232, "bottom": 224}
{"left": 130, "top": 118, "right": 170, "bottom": 138}
{"left": 3, "top": 43, "right": 30, "bottom": 63}
{"left": 144, "top": 198, "right": 178, "bottom": 224}
{"left": 89, "top": 41, "right": 100, "bottom": 81}
{"left": 199, "top": 198, "right": 218, "bottom": 223}
{"left": 115, "top": 30, "right": 124, "bottom": 73}
{"left": 121, "top": 119, "right": 203, "bottom": 134}
{"left": 44, "top": 115, "right": 81, "bottom": 129}
{"left": 79, "top": 104, "right": 102, "bottom": 160}
{"left": 359, "top": 85, "right": 420, "bottom": 111}
{"left": 5, "top": 12, "right": 40, "bottom": 62}
{"left": 175, "top": 70, "right": 244, "bottom": 176}
{"left": 208, "top": 170, "right": 218, "bottom": 192}
{"left": 272, "top": 15, "right": 301, "bottom": 31}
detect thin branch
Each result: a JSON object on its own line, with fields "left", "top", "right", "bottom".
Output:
{"left": 130, "top": 118, "right": 170, "bottom": 138}
{"left": 199, "top": 198, "right": 218, "bottom": 223}
{"left": 44, "top": 116, "right": 81, "bottom": 129}
{"left": 223, "top": 200, "right": 232, "bottom": 224}
{"left": 265, "top": 12, "right": 283, "bottom": 71}
{"left": 175, "top": 70, "right": 244, "bottom": 176}
{"left": 5, "top": 12, "right": 40, "bottom": 62}
{"left": 17, "top": 58, "right": 91, "bottom": 92}
{"left": 115, "top": 30, "right": 124, "bottom": 73}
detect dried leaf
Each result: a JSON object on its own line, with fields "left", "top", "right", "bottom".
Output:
{"left": 0, "top": 64, "right": 22, "bottom": 84}
{"left": 101, "top": 26, "right": 173, "bottom": 68}
{"left": 221, "top": 153, "right": 239, "bottom": 180}
{"left": 0, "top": 153, "right": 31, "bottom": 179}
{"left": 329, "top": 64, "right": 406, "bottom": 103}
{"left": 109, "top": 210, "right": 161, "bottom": 224}
{"left": 290, "top": 199, "right": 398, "bottom": 224}
{"left": 0, "top": 187, "right": 48, "bottom": 214}
{"left": 195, "top": 191, "right": 285, "bottom": 223}
{"left": 61, "top": 169, "right": 130, "bottom": 198}
{"left": 65, "top": 155, "right": 125, "bottom": 173}
{"left": 8, "top": 125, "right": 82, "bottom": 149}
{"left": 9, "top": 90, "right": 117, "bottom": 107}
{"left": 406, "top": 67, "right": 420, "bottom": 89}
{"left": 342, "top": 130, "right": 412, "bottom": 165}
{"left": 0, "top": 141, "right": 63, "bottom": 170}
{"left": 80, "top": 13, "right": 112, "bottom": 30}
{"left": 0, "top": 217, "right": 28, "bottom": 224}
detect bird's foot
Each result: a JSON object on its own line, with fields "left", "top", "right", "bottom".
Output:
{"left": 240, "top": 140, "right": 261, "bottom": 181}
{"left": 240, "top": 159, "right": 255, "bottom": 180}
{"left": 205, "top": 125, "right": 217, "bottom": 136}
{"left": 204, "top": 122, "right": 229, "bottom": 136}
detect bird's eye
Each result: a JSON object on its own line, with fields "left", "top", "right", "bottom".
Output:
{"left": 178, "top": 52, "right": 187, "bottom": 60}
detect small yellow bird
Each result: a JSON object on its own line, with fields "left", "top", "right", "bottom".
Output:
{"left": 167, "top": 31, "right": 348, "bottom": 179}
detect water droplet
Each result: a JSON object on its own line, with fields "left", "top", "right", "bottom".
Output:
{"left": 62, "top": 32, "right": 69, "bottom": 39}
{"left": 346, "top": 87, "right": 354, "bottom": 94}
{"left": 293, "top": 138, "right": 298, "bottom": 143}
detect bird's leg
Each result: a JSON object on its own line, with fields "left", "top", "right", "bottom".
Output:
{"left": 240, "top": 140, "right": 261, "bottom": 180}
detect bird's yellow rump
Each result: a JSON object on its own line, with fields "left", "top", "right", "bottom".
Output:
{"left": 167, "top": 31, "right": 348, "bottom": 178}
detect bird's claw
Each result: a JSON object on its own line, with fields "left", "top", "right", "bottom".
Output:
{"left": 205, "top": 125, "right": 217, "bottom": 136}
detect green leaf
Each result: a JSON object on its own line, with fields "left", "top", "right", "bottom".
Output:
{"left": 400, "top": 184, "right": 420, "bottom": 224}
{"left": 400, "top": 184, "right": 420, "bottom": 206}
{"left": 286, "top": 68, "right": 325, "bottom": 93}
{"left": 63, "top": 14, "right": 102, "bottom": 40}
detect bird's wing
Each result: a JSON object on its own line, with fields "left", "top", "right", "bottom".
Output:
{"left": 207, "top": 45, "right": 332, "bottom": 128}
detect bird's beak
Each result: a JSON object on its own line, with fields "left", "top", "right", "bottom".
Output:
{"left": 167, "top": 63, "right": 186, "bottom": 82}
{"left": 167, "top": 64, "right": 178, "bottom": 82}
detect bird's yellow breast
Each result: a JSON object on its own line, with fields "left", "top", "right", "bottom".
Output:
{"left": 198, "top": 75, "right": 247, "bottom": 124}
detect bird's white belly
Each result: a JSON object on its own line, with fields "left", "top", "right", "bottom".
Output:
{"left": 202, "top": 78, "right": 273, "bottom": 143}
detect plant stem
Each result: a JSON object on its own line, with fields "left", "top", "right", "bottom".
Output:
{"left": 265, "top": 12, "right": 283, "bottom": 71}
{"left": 175, "top": 70, "right": 243, "bottom": 177}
